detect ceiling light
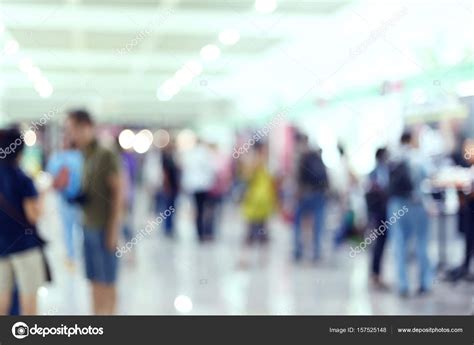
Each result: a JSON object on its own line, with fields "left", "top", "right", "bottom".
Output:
{"left": 19, "top": 58, "right": 33, "bottom": 73}
{"left": 183, "top": 60, "right": 203, "bottom": 77}
{"left": 34, "top": 78, "right": 53, "bottom": 98}
{"left": 174, "top": 68, "right": 194, "bottom": 87}
{"left": 255, "top": 0, "right": 277, "bottom": 13}
{"left": 457, "top": 80, "right": 474, "bottom": 97}
{"left": 27, "top": 67, "right": 42, "bottom": 81}
{"left": 200, "top": 44, "right": 221, "bottom": 61}
{"left": 219, "top": 29, "right": 240, "bottom": 46}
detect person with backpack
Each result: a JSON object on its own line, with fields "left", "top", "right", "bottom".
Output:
{"left": 293, "top": 135, "right": 328, "bottom": 261}
{"left": 365, "top": 148, "right": 390, "bottom": 290}
{"left": 388, "top": 130, "right": 434, "bottom": 297}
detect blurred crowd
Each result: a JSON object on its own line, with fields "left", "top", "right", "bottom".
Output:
{"left": 0, "top": 109, "right": 473, "bottom": 315}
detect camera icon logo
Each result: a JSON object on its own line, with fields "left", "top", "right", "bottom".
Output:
{"left": 12, "top": 322, "right": 29, "bottom": 339}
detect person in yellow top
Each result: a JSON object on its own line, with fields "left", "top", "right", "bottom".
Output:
{"left": 241, "top": 142, "right": 277, "bottom": 245}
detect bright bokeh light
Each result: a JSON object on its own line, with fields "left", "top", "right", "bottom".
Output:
{"left": 174, "top": 68, "right": 194, "bottom": 87}
{"left": 157, "top": 79, "right": 180, "bottom": 101}
{"left": 27, "top": 67, "right": 42, "bottom": 81}
{"left": 18, "top": 58, "right": 33, "bottom": 73}
{"left": 35, "top": 78, "right": 53, "bottom": 98}
{"left": 183, "top": 60, "right": 203, "bottom": 77}
{"left": 219, "top": 29, "right": 240, "bottom": 46}
{"left": 154, "top": 129, "right": 171, "bottom": 148}
{"left": 255, "top": 0, "right": 277, "bottom": 13}
{"left": 4, "top": 39, "right": 19, "bottom": 56}
{"left": 118, "top": 129, "right": 135, "bottom": 149}
{"left": 176, "top": 129, "right": 196, "bottom": 151}
{"left": 23, "top": 130, "right": 37, "bottom": 146}
{"left": 174, "top": 295, "right": 193, "bottom": 313}
{"left": 200, "top": 44, "right": 221, "bottom": 61}
{"left": 457, "top": 80, "right": 474, "bottom": 97}
{"left": 133, "top": 129, "right": 153, "bottom": 154}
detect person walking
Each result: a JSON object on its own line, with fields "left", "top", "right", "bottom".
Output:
{"left": 388, "top": 130, "right": 434, "bottom": 297}
{"left": 293, "top": 135, "right": 328, "bottom": 262}
{"left": 366, "top": 148, "right": 390, "bottom": 289}
{"left": 181, "top": 138, "right": 216, "bottom": 242}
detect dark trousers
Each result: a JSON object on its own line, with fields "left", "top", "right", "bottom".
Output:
{"left": 155, "top": 192, "right": 177, "bottom": 235}
{"left": 371, "top": 210, "right": 388, "bottom": 276}
{"left": 463, "top": 200, "right": 474, "bottom": 270}
{"left": 193, "top": 191, "right": 212, "bottom": 240}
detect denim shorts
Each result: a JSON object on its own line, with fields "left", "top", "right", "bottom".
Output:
{"left": 83, "top": 228, "right": 118, "bottom": 284}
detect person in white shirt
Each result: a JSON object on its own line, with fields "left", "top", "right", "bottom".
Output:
{"left": 181, "top": 139, "right": 216, "bottom": 242}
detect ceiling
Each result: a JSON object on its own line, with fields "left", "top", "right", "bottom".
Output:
{"left": 0, "top": 0, "right": 471, "bottom": 127}
{"left": 0, "top": 0, "right": 350, "bottom": 125}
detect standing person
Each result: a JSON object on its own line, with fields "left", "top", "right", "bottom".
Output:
{"left": 293, "top": 135, "right": 328, "bottom": 261}
{"left": 46, "top": 136, "right": 83, "bottom": 269}
{"left": 447, "top": 138, "right": 474, "bottom": 281}
{"left": 181, "top": 138, "right": 216, "bottom": 242}
{"left": 209, "top": 143, "right": 232, "bottom": 237}
{"left": 161, "top": 141, "right": 180, "bottom": 237}
{"left": 388, "top": 130, "right": 433, "bottom": 297}
{"left": 116, "top": 140, "right": 137, "bottom": 245}
{"left": 239, "top": 142, "right": 276, "bottom": 267}
{"left": 365, "top": 148, "right": 390, "bottom": 289}
{"left": 65, "top": 110, "right": 123, "bottom": 315}
{"left": 0, "top": 128, "right": 47, "bottom": 315}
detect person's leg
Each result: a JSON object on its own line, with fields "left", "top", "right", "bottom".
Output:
{"left": 389, "top": 198, "right": 410, "bottom": 294}
{"left": 164, "top": 194, "right": 176, "bottom": 235}
{"left": 60, "top": 198, "right": 76, "bottom": 261}
{"left": 194, "top": 192, "right": 205, "bottom": 240}
{"left": 371, "top": 209, "right": 388, "bottom": 277}
{"left": 0, "top": 257, "right": 14, "bottom": 315}
{"left": 91, "top": 283, "right": 116, "bottom": 315}
{"left": 463, "top": 200, "right": 474, "bottom": 270}
{"left": 312, "top": 192, "right": 326, "bottom": 260}
{"left": 12, "top": 248, "right": 47, "bottom": 315}
{"left": 293, "top": 196, "right": 307, "bottom": 260}
{"left": 413, "top": 204, "right": 432, "bottom": 292}
{"left": 203, "top": 192, "right": 215, "bottom": 239}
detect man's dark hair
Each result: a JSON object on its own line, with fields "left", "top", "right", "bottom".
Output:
{"left": 68, "top": 109, "right": 94, "bottom": 126}
{"left": 400, "top": 130, "right": 412, "bottom": 144}
{"left": 375, "top": 147, "right": 387, "bottom": 161}
{"left": 0, "top": 128, "right": 25, "bottom": 164}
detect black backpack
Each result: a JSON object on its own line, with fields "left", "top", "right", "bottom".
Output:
{"left": 298, "top": 151, "right": 328, "bottom": 191}
{"left": 388, "top": 160, "right": 413, "bottom": 197}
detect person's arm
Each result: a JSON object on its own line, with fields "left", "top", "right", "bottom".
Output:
{"left": 106, "top": 170, "right": 123, "bottom": 252}
{"left": 23, "top": 196, "right": 43, "bottom": 225}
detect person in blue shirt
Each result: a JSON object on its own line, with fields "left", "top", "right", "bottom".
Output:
{"left": 46, "top": 137, "right": 83, "bottom": 267}
{"left": 0, "top": 128, "right": 46, "bottom": 315}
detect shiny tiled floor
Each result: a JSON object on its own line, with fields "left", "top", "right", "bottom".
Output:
{"left": 37, "top": 190, "right": 473, "bottom": 315}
